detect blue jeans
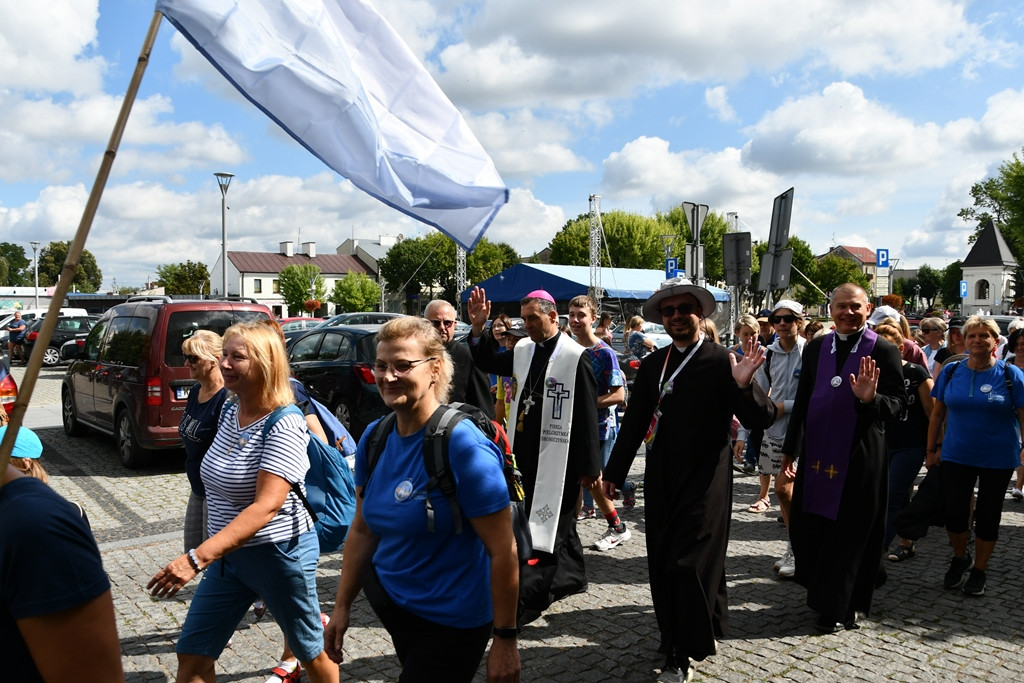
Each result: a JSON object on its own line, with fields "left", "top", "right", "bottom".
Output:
{"left": 885, "top": 446, "right": 926, "bottom": 548}
{"left": 177, "top": 531, "right": 324, "bottom": 662}
{"left": 584, "top": 430, "right": 617, "bottom": 508}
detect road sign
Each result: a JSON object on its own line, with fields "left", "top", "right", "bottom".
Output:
{"left": 665, "top": 257, "right": 678, "bottom": 279}
{"left": 682, "top": 202, "right": 709, "bottom": 242}
{"left": 876, "top": 249, "right": 889, "bottom": 268}
{"left": 757, "top": 248, "right": 793, "bottom": 292}
{"left": 766, "top": 188, "right": 794, "bottom": 252}
{"left": 723, "top": 232, "right": 752, "bottom": 286}
{"left": 960, "top": 280, "right": 968, "bottom": 298}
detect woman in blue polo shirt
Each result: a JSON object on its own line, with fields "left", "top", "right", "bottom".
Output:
{"left": 928, "top": 316, "right": 1024, "bottom": 597}
{"left": 325, "top": 316, "right": 520, "bottom": 682}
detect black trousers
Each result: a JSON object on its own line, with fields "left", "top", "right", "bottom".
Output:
{"left": 363, "top": 567, "right": 491, "bottom": 683}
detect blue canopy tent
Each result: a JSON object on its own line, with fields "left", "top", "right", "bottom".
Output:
{"left": 460, "top": 264, "right": 729, "bottom": 306}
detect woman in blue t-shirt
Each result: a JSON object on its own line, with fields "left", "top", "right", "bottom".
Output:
{"left": 325, "top": 317, "right": 520, "bottom": 682}
{"left": 928, "top": 316, "right": 1024, "bottom": 597}
{"left": 177, "top": 330, "right": 227, "bottom": 552}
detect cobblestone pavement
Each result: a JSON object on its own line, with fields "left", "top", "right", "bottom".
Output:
{"left": 18, "top": 364, "right": 1024, "bottom": 681}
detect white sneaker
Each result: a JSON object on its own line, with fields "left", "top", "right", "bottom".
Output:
{"left": 1012, "top": 487, "right": 1023, "bottom": 500}
{"left": 773, "top": 543, "right": 792, "bottom": 571}
{"left": 593, "top": 524, "right": 631, "bottom": 551}
{"left": 657, "top": 666, "right": 694, "bottom": 683}
{"left": 778, "top": 549, "right": 796, "bottom": 578}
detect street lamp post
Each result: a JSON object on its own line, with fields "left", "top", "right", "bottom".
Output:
{"left": 214, "top": 172, "right": 234, "bottom": 297}
{"left": 30, "top": 241, "right": 40, "bottom": 308}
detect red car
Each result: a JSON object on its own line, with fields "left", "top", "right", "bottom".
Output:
{"left": 0, "top": 358, "right": 16, "bottom": 416}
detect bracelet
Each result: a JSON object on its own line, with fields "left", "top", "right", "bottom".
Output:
{"left": 187, "top": 548, "right": 204, "bottom": 572}
{"left": 492, "top": 626, "right": 518, "bottom": 639}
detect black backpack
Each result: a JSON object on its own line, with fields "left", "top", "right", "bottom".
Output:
{"left": 363, "top": 402, "right": 533, "bottom": 561}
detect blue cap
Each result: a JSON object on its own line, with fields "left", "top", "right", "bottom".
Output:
{"left": 0, "top": 425, "right": 43, "bottom": 459}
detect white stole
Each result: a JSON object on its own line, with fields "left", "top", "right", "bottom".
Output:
{"left": 508, "top": 334, "right": 584, "bottom": 553}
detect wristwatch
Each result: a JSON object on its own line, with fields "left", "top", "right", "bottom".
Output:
{"left": 492, "top": 626, "right": 518, "bottom": 639}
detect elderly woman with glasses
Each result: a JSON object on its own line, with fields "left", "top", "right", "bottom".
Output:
{"left": 928, "top": 316, "right": 1024, "bottom": 597}
{"left": 918, "top": 317, "right": 947, "bottom": 375}
{"left": 149, "top": 322, "right": 338, "bottom": 683}
{"left": 325, "top": 317, "right": 520, "bottom": 682}
{"left": 178, "top": 330, "right": 227, "bottom": 552}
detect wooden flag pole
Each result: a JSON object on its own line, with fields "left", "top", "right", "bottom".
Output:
{"left": 0, "top": 11, "right": 165, "bottom": 477}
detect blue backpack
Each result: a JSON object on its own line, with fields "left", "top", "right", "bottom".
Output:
{"left": 263, "top": 403, "right": 357, "bottom": 553}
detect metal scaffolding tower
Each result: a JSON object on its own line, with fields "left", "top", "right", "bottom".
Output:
{"left": 589, "top": 194, "right": 603, "bottom": 306}
{"left": 455, "top": 244, "right": 467, "bottom": 310}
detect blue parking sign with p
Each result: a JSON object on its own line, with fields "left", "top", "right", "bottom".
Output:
{"left": 876, "top": 249, "right": 889, "bottom": 268}
{"left": 665, "top": 257, "right": 678, "bottom": 279}
{"left": 960, "top": 280, "right": 968, "bottom": 298}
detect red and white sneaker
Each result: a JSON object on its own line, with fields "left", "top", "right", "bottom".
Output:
{"left": 266, "top": 660, "right": 301, "bottom": 683}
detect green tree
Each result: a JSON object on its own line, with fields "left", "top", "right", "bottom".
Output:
{"left": 959, "top": 148, "right": 1024, "bottom": 259}
{"left": 36, "top": 241, "right": 103, "bottom": 292}
{"left": 812, "top": 254, "right": 872, "bottom": 298}
{"left": 155, "top": 260, "right": 211, "bottom": 295}
{"left": 330, "top": 272, "right": 382, "bottom": 312}
{"left": 939, "top": 260, "right": 964, "bottom": 310}
{"left": 0, "top": 243, "right": 30, "bottom": 286}
{"left": 916, "top": 264, "right": 942, "bottom": 308}
{"left": 549, "top": 210, "right": 664, "bottom": 270}
{"left": 279, "top": 264, "right": 327, "bottom": 314}
{"left": 745, "top": 236, "right": 822, "bottom": 307}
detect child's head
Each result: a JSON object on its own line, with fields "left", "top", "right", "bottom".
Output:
{"left": 0, "top": 424, "right": 47, "bottom": 484}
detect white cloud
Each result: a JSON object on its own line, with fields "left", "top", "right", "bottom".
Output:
{"left": 704, "top": 86, "right": 737, "bottom": 122}
{"left": 0, "top": 0, "right": 105, "bottom": 95}
{"left": 477, "top": 188, "right": 565, "bottom": 255}
{"left": 464, "top": 110, "right": 591, "bottom": 180}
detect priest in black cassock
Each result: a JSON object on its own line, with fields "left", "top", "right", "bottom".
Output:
{"left": 467, "top": 286, "right": 600, "bottom": 626}
{"left": 603, "top": 278, "right": 776, "bottom": 683}
{"left": 781, "top": 283, "right": 906, "bottom": 633}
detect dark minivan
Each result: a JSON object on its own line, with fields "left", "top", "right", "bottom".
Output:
{"left": 61, "top": 296, "right": 272, "bottom": 467}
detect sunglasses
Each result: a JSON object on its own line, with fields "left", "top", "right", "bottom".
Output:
{"left": 183, "top": 354, "right": 200, "bottom": 364}
{"left": 659, "top": 303, "right": 696, "bottom": 317}
{"left": 429, "top": 319, "right": 455, "bottom": 329}
{"left": 770, "top": 314, "right": 799, "bottom": 324}
{"left": 372, "top": 358, "right": 436, "bottom": 376}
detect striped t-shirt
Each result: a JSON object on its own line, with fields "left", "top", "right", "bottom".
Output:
{"left": 201, "top": 402, "right": 313, "bottom": 546}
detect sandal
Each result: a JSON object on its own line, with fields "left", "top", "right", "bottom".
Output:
{"left": 747, "top": 497, "right": 771, "bottom": 513}
{"left": 887, "top": 544, "right": 916, "bottom": 562}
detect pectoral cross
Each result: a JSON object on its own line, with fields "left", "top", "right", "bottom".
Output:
{"left": 521, "top": 393, "right": 536, "bottom": 415}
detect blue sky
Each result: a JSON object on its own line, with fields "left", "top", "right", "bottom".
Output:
{"left": 2, "top": 0, "right": 1024, "bottom": 291}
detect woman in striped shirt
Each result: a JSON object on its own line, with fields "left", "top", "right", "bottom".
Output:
{"left": 149, "top": 322, "right": 337, "bottom": 683}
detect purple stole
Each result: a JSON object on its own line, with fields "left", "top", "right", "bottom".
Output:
{"left": 803, "top": 328, "right": 877, "bottom": 520}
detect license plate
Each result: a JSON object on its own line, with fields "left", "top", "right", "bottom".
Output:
{"left": 174, "top": 386, "right": 190, "bottom": 400}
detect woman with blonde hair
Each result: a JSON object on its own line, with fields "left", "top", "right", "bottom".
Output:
{"left": 149, "top": 321, "right": 337, "bottom": 683}
{"left": 928, "top": 316, "right": 1024, "bottom": 596}
{"left": 179, "top": 329, "right": 227, "bottom": 552}
{"left": 326, "top": 317, "right": 520, "bottom": 681}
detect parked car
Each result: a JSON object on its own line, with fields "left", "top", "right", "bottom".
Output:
{"left": 609, "top": 321, "right": 672, "bottom": 354}
{"left": 287, "top": 324, "right": 388, "bottom": 439}
{"left": 0, "top": 357, "right": 16, "bottom": 416}
{"left": 60, "top": 296, "right": 272, "bottom": 468}
{"left": 283, "top": 311, "right": 404, "bottom": 347}
{"left": 22, "top": 315, "right": 98, "bottom": 366}
{"left": 278, "top": 317, "right": 323, "bottom": 332}
{"left": 1, "top": 307, "right": 89, "bottom": 349}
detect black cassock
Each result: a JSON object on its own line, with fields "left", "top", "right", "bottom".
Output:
{"left": 471, "top": 331, "right": 600, "bottom": 618}
{"left": 783, "top": 330, "right": 905, "bottom": 623}
{"left": 605, "top": 340, "right": 774, "bottom": 663}
{"left": 446, "top": 338, "right": 495, "bottom": 419}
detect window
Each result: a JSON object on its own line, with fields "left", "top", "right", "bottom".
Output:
{"left": 163, "top": 309, "right": 269, "bottom": 365}
{"left": 101, "top": 317, "right": 150, "bottom": 366}
{"left": 81, "top": 320, "right": 109, "bottom": 361}
{"left": 318, "top": 332, "right": 352, "bottom": 361}
{"left": 977, "top": 279, "right": 990, "bottom": 300}
{"left": 253, "top": 278, "right": 263, "bottom": 293}
{"left": 290, "top": 333, "right": 323, "bottom": 363}
{"left": 272, "top": 279, "right": 280, "bottom": 294}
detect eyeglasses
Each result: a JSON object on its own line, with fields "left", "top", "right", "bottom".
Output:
{"left": 183, "top": 354, "right": 200, "bottom": 364}
{"left": 659, "top": 303, "right": 696, "bottom": 317}
{"left": 770, "top": 314, "right": 799, "bottom": 325}
{"left": 372, "top": 358, "right": 436, "bottom": 376}
{"left": 429, "top": 319, "right": 455, "bottom": 329}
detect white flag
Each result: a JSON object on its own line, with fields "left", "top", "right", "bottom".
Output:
{"left": 156, "top": 0, "right": 508, "bottom": 250}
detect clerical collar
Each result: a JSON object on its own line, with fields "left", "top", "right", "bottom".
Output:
{"left": 673, "top": 332, "right": 704, "bottom": 352}
{"left": 536, "top": 332, "right": 561, "bottom": 350}
{"left": 835, "top": 326, "right": 865, "bottom": 342}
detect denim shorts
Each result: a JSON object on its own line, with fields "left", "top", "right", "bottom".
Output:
{"left": 176, "top": 531, "right": 324, "bottom": 662}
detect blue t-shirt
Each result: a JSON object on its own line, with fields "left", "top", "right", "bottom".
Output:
{"left": 628, "top": 331, "right": 649, "bottom": 359}
{"left": 931, "top": 359, "right": 1024, "bottom": 469}
{"left": 0, "top": 477, "right": 110, "bottom": 681}
{"left": 585, "top": 341, "right": 624, "bottom": 441}
{"left": 178, "top": 384, "right": 228, "bottom": 497}
{"left": 355, "top": 418, "right": 508, "bottom": 628}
